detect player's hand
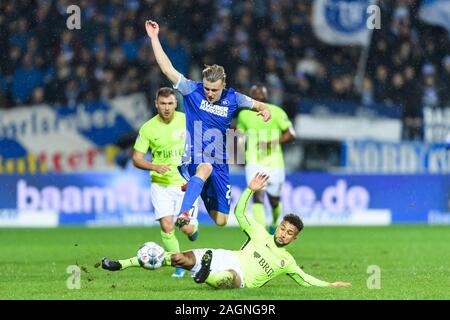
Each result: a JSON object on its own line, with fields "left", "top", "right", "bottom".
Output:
{"left": 248, "top": 172, "right": 269, "bottom": 192}
{"left": 257, "top": 109, "right": 271, "bottom": 122}
{"left": 153, "top": 164, "right": 171, "bottom": 175}
{"left": 145, "top": 20, "right": 159, "bottom": 38}
{"left": 329, "top": 282, "right": 352, "bottom": 287}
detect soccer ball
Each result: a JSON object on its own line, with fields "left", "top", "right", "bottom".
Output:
{"left": 137, "top": 242, "right": 165, "bottom": 270}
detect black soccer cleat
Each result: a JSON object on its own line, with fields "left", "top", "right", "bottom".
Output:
{"left": 194, "top": 250, "right": 212, "bottom": 283}
{"left": 101, "top": 258, "right": 122, "bottom": 271}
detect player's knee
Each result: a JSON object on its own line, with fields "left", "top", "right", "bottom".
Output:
{"left": 214, "top": 217, "right": 228, "bottom": 227}
{"left": 229, "top": 270, "right": 242, "bottom": 289}
{"left": 197, "top": 163, "right": 212, "bottom": 179}
{"left": 160, "top": 220, "right": 174, "bottom": 233}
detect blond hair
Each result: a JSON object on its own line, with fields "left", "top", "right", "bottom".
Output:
{"left": 202, "top": 64, "right": 226, "bottom": 83}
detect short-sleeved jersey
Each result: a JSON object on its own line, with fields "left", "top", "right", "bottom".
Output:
{"left": 237, "top": 104, "right": 293, "bottom": 168}
{"left": 134, "top": 111, "right": 186, "bottom": 186}
{"left": 233, "top": 189, "right": 330, "bottom": 289}
{"left": 174, "top": 75, "right": 254, "bottom": 164}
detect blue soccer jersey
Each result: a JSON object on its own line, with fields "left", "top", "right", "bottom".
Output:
{"left": 174, "top": 74, "right": 254, "bottom": 164}
{"left": 174, "top": 74, "right": 254, "bottom": 214}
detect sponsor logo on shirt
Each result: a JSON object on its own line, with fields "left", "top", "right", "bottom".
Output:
{"left": 154, "top": 149, "right": 184, "bottom": 159}
{"left": 253, "top": 251, "right": 274, "bottom": 277}
{"left": 199, "top": 100, "right": 229, "bottom": 117}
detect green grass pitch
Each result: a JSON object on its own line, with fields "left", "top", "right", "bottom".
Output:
{"left": 1, "top": 225, "right": 449, "bottom": 300}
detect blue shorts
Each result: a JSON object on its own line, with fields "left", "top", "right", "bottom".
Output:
{"left": 178, "top": 162, "right": 231, "bottom": 214}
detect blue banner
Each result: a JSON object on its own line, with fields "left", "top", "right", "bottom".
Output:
{"left": 312, "top": 0, "right": 373, "bottom": 46}
{"left": 343, "top": 140, "right": 450, "bottom": 173}
{"left": 419, "top": 0, "right": 450, "bottom": 36}
{"left": 1, "top": 172, "right": 449, "bottom": 226}
{"left": 0, "top": 94, "right": 149, "bottom": 173}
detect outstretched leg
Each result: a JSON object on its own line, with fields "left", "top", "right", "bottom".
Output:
{"left": 176, "top": 163, "right": 212, "bottom": 227}
{"left": 102, "top": 251, "right": 196, "bottom": 272}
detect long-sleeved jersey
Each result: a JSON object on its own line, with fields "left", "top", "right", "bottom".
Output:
{"left": 233, "top": 188, "right": 330, "bottom": 288}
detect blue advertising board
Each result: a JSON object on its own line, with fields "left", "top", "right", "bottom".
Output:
{"left": 343, "top": 140, "right": 450, "bottom": 173}
{"left": 1, "top": 172, "right": 449, "bottom": 226}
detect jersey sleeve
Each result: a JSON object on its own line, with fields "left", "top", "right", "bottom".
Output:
{"left": 234, "top": 188, "right": 269, "bottom": 238}
{"left": 236, "top": 92, "right": 255, "bottom": 110}
{"left": 276, "top": 108, "right": 294, "bottom": 132}
{"left": 133, "top": 127, "right": 151, "bottom": 154}
{"left": 285, "top": 263, "right": 330, "bottom": 287}
{"left": 173, "top": 74, "right": 197, "bottom": 96}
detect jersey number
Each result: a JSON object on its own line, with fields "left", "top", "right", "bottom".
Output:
{"left": 226, "top": 185, "right": 231, "bottom": 205}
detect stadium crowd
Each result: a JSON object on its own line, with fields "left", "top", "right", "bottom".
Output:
{"left": 0, "top": 0, "right": 449, "bottom": 140}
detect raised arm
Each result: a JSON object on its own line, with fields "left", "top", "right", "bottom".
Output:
{"left": 145, "top": 20, "right": 180, "bottom": 85}
{"left": 234, "top": 173, "right": 270, "bottom": 233}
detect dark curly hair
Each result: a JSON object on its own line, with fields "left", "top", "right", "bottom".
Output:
{"left": 282, "top": 214, "right": 304, "bottom": 234}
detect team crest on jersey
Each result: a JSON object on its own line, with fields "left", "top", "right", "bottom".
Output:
{"left": 222, "top": 99, "right": 229, "bottom": 106}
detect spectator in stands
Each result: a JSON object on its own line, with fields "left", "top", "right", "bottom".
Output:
{"left": 0, "top": 0, "right": 448, "bottom": 148}
{"left": 373, "top": 65, "right": 389, "bottom": 104}
{"left": 31, "top": 87, "right": 45, "bottom": 105}
{"left": 162, "top": 31, "right": 190, "bottom": 76}
{"left": 12, "top": 54, "right": 44, "bottom": 105}
{"left": 361, "top": 77, "right": 375, "bottom": 107}
{"left": 421, "top": 64, "right": 440, "bottom": 109}
{"left": 121, "top": 25, "right": 141, "bottom": 63}
{"left": 9, "top": 18, "right": 29, "bottom": 52}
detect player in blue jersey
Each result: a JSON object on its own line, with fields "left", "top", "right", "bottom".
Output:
{"left": 145, "top": 20, "right": 271, "bottom": 228}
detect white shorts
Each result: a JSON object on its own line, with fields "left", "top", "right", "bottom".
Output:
{"left": 150, "top": 183, "right": 198, "bottom": 223}
{"left": 245, "top": 164, "right": 285, "bottom": 197}
{"left": 191, "top": 249, "right": 245, "bottom": 288}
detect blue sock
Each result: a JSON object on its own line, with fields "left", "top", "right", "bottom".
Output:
{"left": 179, "top": 176, "right": 204, "bottom": 215}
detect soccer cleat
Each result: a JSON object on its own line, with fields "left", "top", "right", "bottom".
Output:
{"left": 175, "top": 211, "right": 190, "bottom": 228}
{"left": 181, "top": 182, "right": 188, "bottom": 192}
{"left": 268, "top": 225, "right": 277, "bottom": 235}
{"left": 101, "top": 258, "right": 122, "bottom": 271}
{"left": 171, "top": 267, "right": 186, "bottom": 278}
{"left": 194, "top": 250, "right": 212, "bottom": 283}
